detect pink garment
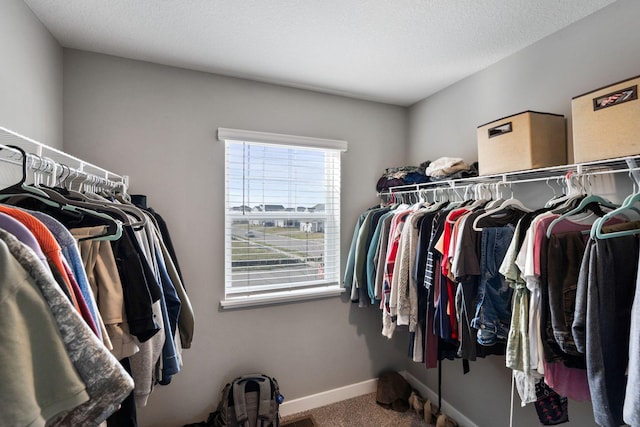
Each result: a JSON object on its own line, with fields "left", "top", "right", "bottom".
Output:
{"left": 544, "top": 360, "right": 591, "bottom": 401}
{"left": 383, "top": 210, "right": 408, "bottom": 288}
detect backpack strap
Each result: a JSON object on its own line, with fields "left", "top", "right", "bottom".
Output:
{"left": 232, "top": 375, "right": 274, "bottom": 426}
{"left": 231, "top": 379, "right": 250, "bottom": 426}
{"left": 255, "top": 378, "right": 272, "bottom": 423}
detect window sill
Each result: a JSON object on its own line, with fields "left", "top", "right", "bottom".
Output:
{"left": 220, "top": 286, "right": 346, "bottom": 309}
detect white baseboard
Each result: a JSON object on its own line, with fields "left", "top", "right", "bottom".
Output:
{"left": 279, "top": 378, "right": 378, "bottom": 417}
{"left": 401, "top": 370, "right": 479, "bottom": 427}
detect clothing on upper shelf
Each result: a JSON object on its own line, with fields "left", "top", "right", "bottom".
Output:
{"left": 425, "top": 157, "right": 475, "bottom": 180}
{"left": 0, "top": 185, "right": 193, "bottom": 427}
{"left": 375, "top": 163, "right": 431, "bottom": 193}
{"left": 344, "top": 189, "right": 640, "bottom": 427}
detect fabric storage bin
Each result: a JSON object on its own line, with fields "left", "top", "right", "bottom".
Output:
{"left": 477, "top": 111, "right": 566, "bottom": 175}
{"left": 572, "top": 75, "right": 640, "bottom": 163}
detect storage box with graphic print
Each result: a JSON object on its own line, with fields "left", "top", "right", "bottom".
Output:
{"left": 572, "top": 75, "right": 640, "bottom": 163}
{"left": 477, "top": 111, "right": 567, "bottom": 175}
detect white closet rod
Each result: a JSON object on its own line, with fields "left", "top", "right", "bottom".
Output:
{"left": 0, "top": 125, "right": 128, "bottom": 192}
{"left": 379, "top": 155, "right": 640, "bottom": 197}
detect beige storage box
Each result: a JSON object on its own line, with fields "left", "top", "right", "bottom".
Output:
{"left": 572, "top": 75, "right": 640, "bottom": 163}
{"left": 477, "top": 111, "right": 566, "bottom": 175}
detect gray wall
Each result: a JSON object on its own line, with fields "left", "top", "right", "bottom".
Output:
{"left": 62, "top": 49, "right": 409, "bottom": 427}
{"left": 0, "top": 0, "right": 63, "bottom": 148}
{"left": 406, "top": 1, "right": 640, "bottom": 426}
{"left": 409, "top": 0, "right": 640, "bottom": 166}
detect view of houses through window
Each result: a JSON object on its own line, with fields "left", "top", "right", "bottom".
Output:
{"left": 230, "top": 203, "right": 327, "bottom": 286}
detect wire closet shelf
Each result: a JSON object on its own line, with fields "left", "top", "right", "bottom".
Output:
{"left": 0, "top": 126, "right": 129, "bottom": 194}
{"left": 378, "top": 155, "right": 640, "bottom": 201}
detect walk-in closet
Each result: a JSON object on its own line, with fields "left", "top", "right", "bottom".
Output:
{"left": 2, "top": 1, "right": 640, "bottom": 426}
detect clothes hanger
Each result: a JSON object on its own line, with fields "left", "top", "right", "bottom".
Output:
{"left": 484, "top": 182, "right": 505, "bottom": 209}
{"left": 463, "top": 183, "right": 489, "bottom": 211}
{"left": 46, "top": 168, "right": 124, "bottom": 241}
{"left": 115, "top": 179, "right": 132, "bottom": 204}
{"left": 407, "top": 190, "right": 425, "bottom": 209}
{"left": 545, "top": 172, "right": 585, "bottom": 210}
{"left": 591, "top": 205, "right": 640, "bottom": 239}
{"left": 472, "top": 183, "right": 531, "bottom": 231}
{"left": 441, "top": 185, "right": 467, "bottom": 209}
{"left": 434, "top": 187, "right": 450, "bottom": 205}
{"left": 42, "top": 162, "right": 125, "bottom": 241}
{"left": 416, "top": 188, "right": 442, "bottom": 209}
{"left": 543, "top": 177, "right": 569, "bottom": 208}
{"left": 69, "top": 175, "right": 148, "bottom": 228}
{"left": 0, "top": 151, "right": 123, "bottom": 241}
{"left": 444, "top": 185, "right": 479, "bottom": 224}
{"left": 546, "top": 176, "right": 619, "bottom": 238}
{"left": 40, "top": 168, "right": 145, "bottom": 230}
{"left": 390, "top": 192, "right": 409, "bottom": 210}
{"left": 0, "top": 145, "right": 52, "bottom": 198}
{"left": 591, "top": 176, "right": 640, "bottom": 239}
{"left": 0, "top": 149, "right": 75, "bottom": 211}
{"left": 546, "top": 173, "right": 621, "bottom": 237}
{"left": 0, "top": 154, "right": 83, "bottom": 225}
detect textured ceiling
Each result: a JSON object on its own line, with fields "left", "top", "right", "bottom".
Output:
{"left": 24, "top": 0, "right": 618, "bottom": 106}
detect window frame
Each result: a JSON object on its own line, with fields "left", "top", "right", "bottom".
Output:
{"left": 218, "top": 128, "right": 347, "bottom": 309}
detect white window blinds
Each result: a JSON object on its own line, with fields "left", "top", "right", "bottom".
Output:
{"left": 219, "top": 128, "right": 347, "bottom": 308}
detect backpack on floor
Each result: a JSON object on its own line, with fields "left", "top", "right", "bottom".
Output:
{"left": 209, "top": 374, "right": 282, "bottom": 427}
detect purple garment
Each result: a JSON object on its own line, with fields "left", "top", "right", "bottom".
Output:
{"left": 0, "top": 211, "right": 50, "bottom": 270}
{"left": 376, "top": 177, "right": 405, "bottom": 193}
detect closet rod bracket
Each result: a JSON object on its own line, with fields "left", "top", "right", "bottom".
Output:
{"left": 625, "top": 158, "right": 640, "bottom": 186}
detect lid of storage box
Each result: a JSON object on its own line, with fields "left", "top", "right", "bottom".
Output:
{"left": 477, "top": 110, "right": 564, "bottom": 128}
{"left": 572, "top": 74, "right": 640, "bottom": 99}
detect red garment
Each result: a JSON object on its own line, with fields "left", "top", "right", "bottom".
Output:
{"left": 441, "top": 208, "right": 470, "bottom": 278}
{"left": 438, "top": 208, "right": 469, "bottom": 341}
{"left": 61, "top": 257, "right": 100, "bottom": 337}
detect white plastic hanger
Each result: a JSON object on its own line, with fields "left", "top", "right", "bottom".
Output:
{"left": 546, "top": 193, "right": 618, "bottom": 238}
{"left": 545, "top": 172, "right": 584, "bottom": 209}
{"left": 472, "top": 183, "right": 531, "bottom": 231}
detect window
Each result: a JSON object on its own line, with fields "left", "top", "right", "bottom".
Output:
{"left": 219, "top": 128, "right": 347, "bottom": 308}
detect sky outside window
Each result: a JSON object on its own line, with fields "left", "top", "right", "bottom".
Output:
{"left": 227, "top": 141, "right": 328, "bottom": 210}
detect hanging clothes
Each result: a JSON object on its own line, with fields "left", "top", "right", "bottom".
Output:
{"left": 0, "top": 228, "right": 135, "bottom": 426}
{"left": 348, "top": 171, "right": 640, "bottom": 427}
{"left": 131, "top": 194, "right": 194, "bottom": 349}
{"left": 624, "top": 263, "right": 640, "bottom": 426}
{"left": 0, "top": 161, "right": 192, "bottom": 426}
{"left": 574, "top": 235, "right": 638, "bottom": 427}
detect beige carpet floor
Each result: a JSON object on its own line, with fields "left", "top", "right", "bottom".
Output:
{"left": 281, "top": 392, "right": 435, "bottom": 427}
